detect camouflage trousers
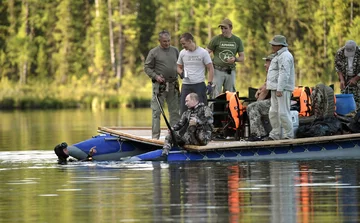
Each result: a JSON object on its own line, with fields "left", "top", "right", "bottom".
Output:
{"left": 341, "top": 80, "right": 360, "bottom": 112}
{"left": 163, "top": 126, "right": 212, "bottom": 151}
{"left": 247, "top": 99, "right": 271, "bottom": 137}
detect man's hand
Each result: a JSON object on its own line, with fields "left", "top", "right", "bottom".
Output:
{"left": 227, "top": 57, "right": 236, "bottom": 64}
{"left": 348, "top": 77, "right": 359, "bottom": 86}
{"left": 155, "top": 75, "right": 165, "bottom": 83}
{"left": 167, "top": 127, "right": 175, "bottom": 134}
{"left": 206, "top": 83, "right": 213, "bottom": 95}
{"left": 255, "top": 89, "right": 261, "bottom": 99}
{"left": 178, "top": 72, "right": 184, "bottom": 79}
{"left": 89, "top": 146, "right": 97, "bottom": 156}
{"left": 189, "top": 117, "right": 197, "bottom": 126}
{"left": 276, "top": 91, "right": 283, "bottom": 97}
{"left": 340, "top": 80, "right": 346, "bottom": 90}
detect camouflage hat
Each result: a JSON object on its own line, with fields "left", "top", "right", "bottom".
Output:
{"left": 218, "top": 18, "right": 232, "bottom": 27}
{"left": 269, "top": 35, "right": 288, "bottom": 47}
{"left": 262, "top": 54, "right": 275, "bottom": 61}
{"left": 344, "top": 40, "right": 357, "bottom": 57}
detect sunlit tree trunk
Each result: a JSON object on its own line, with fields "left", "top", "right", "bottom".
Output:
{"left": 116, "top": 0, "right": 124, "bottom": 89}
{"left": 108, "top": 0, "right": 116, "bottom": 76}
{"left": 94, "top": 0, "right": 107, "bottom": 79}
{"left": 350, "top": 0, "right": 353, "bottom": 25}
{"left": 174, "top": 0, "right": 178, "bottom": 49}
{"left": 19, "top": 0, "right": 29, "bottom": 85}
{"left": 54, "top": 0, "right": 72, "bottom": 84}
{"left": 207, "top": 0, "right": 211, "bottom": 41}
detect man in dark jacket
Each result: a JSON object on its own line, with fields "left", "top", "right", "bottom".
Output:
{"left": 162, "top": 93, "right": 213, "bottom": 156}
{"left": 54, "top": 142, "right": 96, "bottom": 164}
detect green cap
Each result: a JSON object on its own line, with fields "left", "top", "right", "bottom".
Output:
{"left": 269, "top": 35, "right": 288, "bottom": 46}
{"left": 218, "top": 18, "right": 232, "bottom": 27}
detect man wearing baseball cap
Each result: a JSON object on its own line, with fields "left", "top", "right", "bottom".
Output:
{"left": 264, "top": 35, "right": 295, "bottom": 141}
{"left": 335, "top": 40, "right": 360, "bottom": 112}
{"left": 206, "top": 18, "right": 244, "bottom": 97}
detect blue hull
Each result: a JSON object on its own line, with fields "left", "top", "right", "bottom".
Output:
{"left": 68, "top": 133, "right": 162, "bottom": 161}
{"left": 129, "top": 139, "right": 360, "bottom": 161}
{"left": 69, "top": 132, "right": 360, "bottom": 162}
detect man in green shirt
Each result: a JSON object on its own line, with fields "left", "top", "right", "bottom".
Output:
{"left": 144, "top": 30, "right": 180, "bottom": 139}
{"left": 206, "top": 18, "right": 245, "bottom": 96}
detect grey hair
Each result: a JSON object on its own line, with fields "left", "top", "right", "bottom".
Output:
{"left": 158, "top": 30, "right": 170, "bottom": 39}
{"left": 187, "top": 92, "right": 199, "bottom": 102}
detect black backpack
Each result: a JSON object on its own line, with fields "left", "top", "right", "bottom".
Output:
{"left": 347, "top": 111, "right": 360, "bottom": 133}
{"left": 296, "top": 117, "right": 342, "bottom": 138}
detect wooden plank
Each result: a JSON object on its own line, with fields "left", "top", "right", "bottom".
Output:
{"left": 100, "top": 127, "right": 167, "bottom": 131}
{"left": 185, "top": 133, "right": 360, "bottom": 151}
{"left": 98, "top": 127, "right": 168, "bottom": 138}
{"left": 98, "top": 126, "right": 360, "bottom": 152}
{"left": 98, "top": 127, "right": 165, "bottom": 146}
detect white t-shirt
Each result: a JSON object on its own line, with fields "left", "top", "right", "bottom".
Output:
{"left": 177, "top": 46, "right": 212, "bottom": 84}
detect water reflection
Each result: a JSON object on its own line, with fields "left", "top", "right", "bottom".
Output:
{"left": 1, "top": 155, "right": 360, "bottom": 222}
{"left": 164, "top": 161, "right": 360, "bottom": 223}
{"left": 1, "top": 109, "right": 360, "bottom": 222}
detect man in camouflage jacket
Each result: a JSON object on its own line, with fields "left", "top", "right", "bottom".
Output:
{"left": 162, "top": 93, "right": 213, "bottom": 156}
{"left": 335, "top": 40, "right": 360, "bottom": 112}
{"left": 247, "top": 54, "right": 274, "bottom": 141}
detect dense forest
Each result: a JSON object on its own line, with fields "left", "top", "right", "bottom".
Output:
{"left": 0, "top": 0, "right": 359, "bottom": 109}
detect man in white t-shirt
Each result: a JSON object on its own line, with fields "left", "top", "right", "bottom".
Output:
{"left": 177, "top": 32, "right": 214, "bottom": 114}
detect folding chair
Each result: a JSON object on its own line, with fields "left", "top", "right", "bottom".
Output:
{"left": 210, "top": 91, "right": 247, "bottom": 140}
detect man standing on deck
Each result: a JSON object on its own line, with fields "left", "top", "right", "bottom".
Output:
{"left": 247, "top": 54, "right": 274, "bottom": 141}
{"left": 177, "top": 32, "right": 214, "bottom": 114}
{"left": 335, "top": 40, "right": 360, "bottom": 112}
{"left": 144, "top": 30, "right": 181, "bottom": 139}
{"left": 161, "top": 93, "right": 213, "bottom": 156}
{"left": 264, "top": 35, "right": 295, "bottom": 140}
{"left": 206, "top": 18, "right": 244, "bottom": 96}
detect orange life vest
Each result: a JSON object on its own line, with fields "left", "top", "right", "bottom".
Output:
{"left": 225, "top": 91, "right": 245, "bottom": 128}
{"left": 292, "top": 86, "right": 312, "bottom": 117}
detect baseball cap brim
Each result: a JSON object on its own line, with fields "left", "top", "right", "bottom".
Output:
{"left": 269, "top": 40, "right": 288, "bottom": 46}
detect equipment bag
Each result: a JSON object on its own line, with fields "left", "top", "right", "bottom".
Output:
{"left": 310, "top": 83, "right": 336, "bottom": 118}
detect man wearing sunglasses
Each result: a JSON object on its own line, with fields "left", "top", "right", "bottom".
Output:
{"left": 206, "top": 18, "right": 245, "bottom": 97}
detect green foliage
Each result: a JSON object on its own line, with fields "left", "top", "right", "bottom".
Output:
{"left": 0, "top": 0, "right": 359, "bottom": 107}
{"left": 136, "top": 0, "right": 157, "bottom": 64}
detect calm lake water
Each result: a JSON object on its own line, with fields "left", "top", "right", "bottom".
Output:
{"left": 1, "top": 109, "right": 360, "bottom": 223}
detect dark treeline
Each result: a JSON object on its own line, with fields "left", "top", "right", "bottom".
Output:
{"left": 0, "top": 0, "right": 359, "bottom": 109}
